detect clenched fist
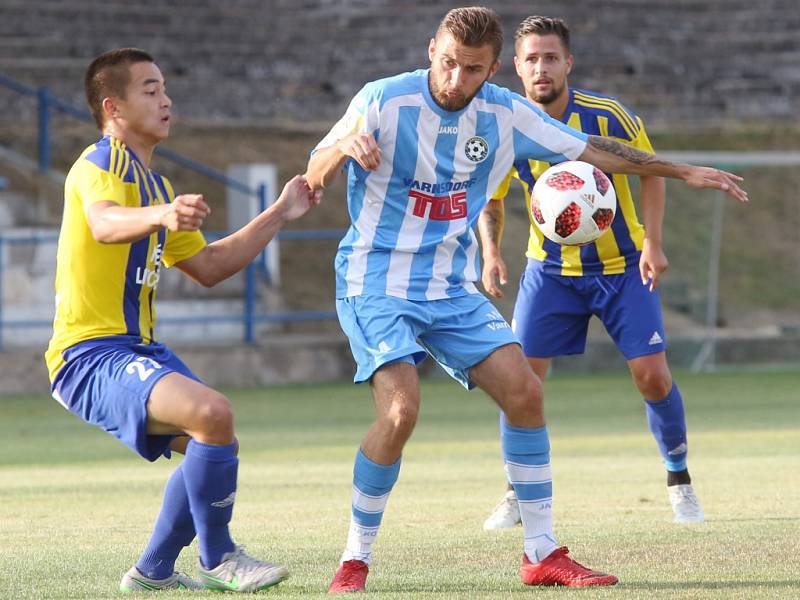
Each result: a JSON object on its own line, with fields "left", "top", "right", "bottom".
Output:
{"left": 338, "top": 133, "right": 382, "bottom": 171}
{"left": 160, "top": 194, "right": 211, "bottom": 231}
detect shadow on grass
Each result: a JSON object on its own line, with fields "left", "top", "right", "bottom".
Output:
{"left": 279, "top": 581, "right": 800, "bottom": 597}
{"left": 706, "top": 517, "right": 800, "bottom": 523}
{"left": 619, "top": 580, "right": 800, "bottom": 590}
{"left": 286, "top": 580, "right": 800, "bottom": 594}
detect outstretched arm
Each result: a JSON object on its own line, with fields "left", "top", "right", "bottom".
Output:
{"left": 305, "top": 133, "right": 381, "bottom": 191}
{"left": 478, "top": 199, "right": 508, "bottom": 299}
{"left": 579, "top": 136, "right": 748, "bottom": 203}
{"left": 175, "top": 175, "right": 322, "bottom": 287}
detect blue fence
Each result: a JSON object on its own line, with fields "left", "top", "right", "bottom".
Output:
{"left": 0, "top": 72, "right": 341, "bottom": 349}
{"left": 0, "top": 229, "right": 340, "bottom": 351}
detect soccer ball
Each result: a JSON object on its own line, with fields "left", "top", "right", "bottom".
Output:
{"left": 530, "top": 160, "right": 617, "bottom": 246}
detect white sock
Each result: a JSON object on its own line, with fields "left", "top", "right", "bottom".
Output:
{"left": 341, "top": 485, "right": 391, "bottom": 565}
{"left": 507, "top": 461, "right": 559, "bottom": 563}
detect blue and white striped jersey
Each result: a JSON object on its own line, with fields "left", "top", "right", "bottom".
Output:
{"left": 315, "top": 69, "right": 588, "bottom": 300}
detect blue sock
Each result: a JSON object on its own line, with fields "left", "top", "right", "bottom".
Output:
{"left": 342, "top": 449, "right": 401, "bottom": 564}
{"left": 645, "top": 383, "right": 688, "bottom": 472}
{"left": 136, "top": 464, "right": 196, "bottom": 579}
{"left": 500, "top": 415, "right": 557, "bottom": 562}
{"left": 182, "top": 440, "right": 237, "bottom": 569}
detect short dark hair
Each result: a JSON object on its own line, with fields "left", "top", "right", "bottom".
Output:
{"left": 84, "top": 48, "right": 154, "bottom": 130}
{"left": 436, "top": 7, "right": 503, "bottom": 61}
{"left": 514, "top": 16, "right": 570, "bottom": 53}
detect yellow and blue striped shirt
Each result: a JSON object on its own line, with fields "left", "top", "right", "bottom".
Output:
{"left": 45, "top": 135, "right": 206, "bottom": 381}
{"left": 493, "top": 88, "right": 655, "bottom": 276}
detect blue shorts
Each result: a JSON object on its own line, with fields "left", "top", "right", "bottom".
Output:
{"left": 512, "top": 260, "right": 666, "bottom": 360}
{"left": 336, "top": 293, "right": 519, "bottom": 388}
{"left": 50, "top": 335, "right": 202, "bottom": 461}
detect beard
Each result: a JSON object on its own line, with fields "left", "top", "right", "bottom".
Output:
{"left": 529, "top": 81, "right": 565, "bottom": 106}
{"left": 428, "top": 73, "right": 486, "bottom": 112}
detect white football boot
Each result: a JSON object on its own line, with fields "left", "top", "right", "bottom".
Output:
{"left": 197, "top": 545, "right": 289, "bottom": 592}
{"left": 483, "top": 489, "right": 522, "bottom": 530}
{"left": 668, "top": 484, "right": 705, "bottom": 524}
{"left": 120, "top": 567, "right": 204, "bottom": 592}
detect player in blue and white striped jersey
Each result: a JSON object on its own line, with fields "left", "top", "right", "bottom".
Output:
{"left": 307, "top": 7, "right": 746, "bottom": 592}
{"left": 314, "top": 68, "right": 587, "bottom": 301}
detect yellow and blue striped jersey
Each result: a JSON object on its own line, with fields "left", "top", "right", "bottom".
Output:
{"left": 45, "top": 135, "right": 206, "bottom": 381}
{"left": 493, "top": 88, "right": 655, "bottom": 276}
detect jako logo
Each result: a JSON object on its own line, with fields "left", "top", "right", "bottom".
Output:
{"left": 439, "top": 125, "right": 458, "bottom": 134}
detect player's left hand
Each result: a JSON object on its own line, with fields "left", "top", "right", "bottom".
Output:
{"left": 481, "top": 252, "right": 508, "bottom": 298}
{"left": 640, "top": 238, "right": 668, "bottom": 291}
{"left": 277, "top": 175, "right": 323, "bottom": 222}
{"left": 683, "top": 166, "right": 748, "bottom": 203}
{"left": 162, "top": 194, "right": 211, "bottom": 231}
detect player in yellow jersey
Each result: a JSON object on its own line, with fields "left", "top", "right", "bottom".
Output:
{"left": 45, "top": 48, "right": 321, "bottom": 593}
{"left": 479, "top": 16, "right": 705, "bottom": 530}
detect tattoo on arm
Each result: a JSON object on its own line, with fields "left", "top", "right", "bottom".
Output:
{"left": 479, "top": 202, "right": 504, "bottom": 247}
{"left": 588, "top": 135, "right": 673, "bottom": 168}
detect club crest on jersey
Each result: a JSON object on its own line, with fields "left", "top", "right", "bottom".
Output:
{"left": 464, "top": 136, "right": 488, "bottom": 163}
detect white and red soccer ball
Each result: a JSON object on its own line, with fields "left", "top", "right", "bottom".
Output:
{"left": 530, "top": 160, "right": 617, "bottom": 246}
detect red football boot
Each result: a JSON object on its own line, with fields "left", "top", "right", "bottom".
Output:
{"left": 328, "top": 560, "right": 369, "bottom": 593}
{"left": 520, "top": 547, "right": 618, "bottom": 587}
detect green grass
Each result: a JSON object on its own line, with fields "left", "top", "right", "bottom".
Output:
{"left": 1, "top": 369, "right": 799, "bottom": 598}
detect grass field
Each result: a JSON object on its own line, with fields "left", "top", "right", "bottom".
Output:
{"left": 1, "top": 369, "right": 799, "bottom": 599}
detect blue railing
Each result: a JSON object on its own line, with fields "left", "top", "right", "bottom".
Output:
{"left": 0, "top": 72, "right": 341, "bottom": 349}
{"left": 2, "top": 72, "right": 234, "bottom": 174}
{"left": 0, "top": 230, "right": 340, "bottom": 350}
{"left": 0, "top": 73, "right": 93, "bottom": 172}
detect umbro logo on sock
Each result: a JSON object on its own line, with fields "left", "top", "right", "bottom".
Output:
{"left": 648, "top": 331, "right": 663, "bottom": 345}
{"left": 668, "top": 443, "right": 688, "bottom": 456}
{"left": 211, "top": 492, "right": 236, "bottom": 508}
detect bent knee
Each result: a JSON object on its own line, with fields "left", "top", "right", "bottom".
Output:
{"left": 194, "top": 392, "right": 234, "bottom": 434}
{"left": 503, "top": 373, "right": 544, "bottom": 422}
{"left": 636, "top": 372, "right": 673, "bottom": 400}
{"left": 385, "top": 402, "right": 419, "bottom": 434}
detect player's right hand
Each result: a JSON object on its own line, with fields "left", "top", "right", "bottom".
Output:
{"left": 683, "top": 166, "right": 748, "bottom": 203}
{"left": 482, "top": 254, "right": 508, "bottom": 298}
{"left": 337, "top": 133, "right": 382, "bottom": 171}
{"left": 161, "top": 194, "right": 210, "bottom": 231}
